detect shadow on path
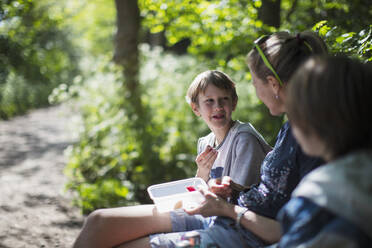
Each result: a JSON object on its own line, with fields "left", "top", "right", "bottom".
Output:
{"left": 0, "top": 104, "right": 83, "bottom": 248}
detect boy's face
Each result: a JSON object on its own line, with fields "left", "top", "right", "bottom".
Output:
{"left": 191, "top": 84, "right": 236, "bottom": 133}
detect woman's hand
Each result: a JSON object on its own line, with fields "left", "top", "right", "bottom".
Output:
{"left": 208, "top": 176, "right": 233, "bottom": 199}
{"left": 195, "top": 145, "right": 218, "bottom": 182}
{"left": 184, "top": 188, "right": 233, "bottom": 218}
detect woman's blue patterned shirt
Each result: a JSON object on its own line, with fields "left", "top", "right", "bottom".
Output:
{"left": 237, "top": 122, "right": 323, "bottom": 219}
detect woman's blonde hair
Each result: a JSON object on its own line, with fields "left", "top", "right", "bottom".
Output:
{"left": 247, "top": 31, "right": 328, "bottom": 84}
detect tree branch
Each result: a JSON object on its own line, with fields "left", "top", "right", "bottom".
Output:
{"left": 286, "top": 0, "right": 299, "bottom": 22}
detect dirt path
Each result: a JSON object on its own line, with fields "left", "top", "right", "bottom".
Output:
{"left": 0, "top": 105, "right": 83, "bottom": 248}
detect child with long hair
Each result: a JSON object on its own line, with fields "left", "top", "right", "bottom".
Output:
{"left": 275, "top": 55, "right": 372, "bottom": 247}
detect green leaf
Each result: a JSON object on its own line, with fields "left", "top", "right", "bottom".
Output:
{"left": 312, "top": 20, "right": 328, "bottom": 31}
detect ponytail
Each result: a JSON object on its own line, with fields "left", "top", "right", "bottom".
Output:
{"left": 299, "top": 31, "right": 328, "bottom": 55}
{"left": 247, "top": 31, "right": 328, "bottom": 84}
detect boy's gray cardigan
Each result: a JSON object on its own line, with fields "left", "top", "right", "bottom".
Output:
{"left": 197, "top": 121, "right": 272, "bottom": 187}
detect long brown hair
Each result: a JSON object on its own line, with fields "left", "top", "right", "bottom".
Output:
{"left": 287, "top": 56, "right": 372, "bottom": 158}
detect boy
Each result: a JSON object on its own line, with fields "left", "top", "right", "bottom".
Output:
{"left": 73, "top": 70, "right": 271, "bottom": 248}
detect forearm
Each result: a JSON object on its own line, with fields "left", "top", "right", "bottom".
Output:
{"left": 188, "top": 191, "right": 280, "bottom": 244}
{"left": 223, "top": 205, "right": 281, "bottom": 244}
{"left": 195, "top": 168, "right": 209, "bottom": 182}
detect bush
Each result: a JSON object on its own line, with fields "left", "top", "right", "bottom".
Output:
{"left": 0, "top": 73, "right": 53, "bottom": 118}
{"left": 0, "top": 0, "right": 80, "bottom": 119}
{"left": 57, "top": 47, "right": 203, "bottom": 213}
{"left": 313, "top": 21, "right": 372, "bottom": 61}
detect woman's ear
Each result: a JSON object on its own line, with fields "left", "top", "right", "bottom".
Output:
{"left": 266, "top": 75, "right": 281, "bottom": 95}
{"left": 191, "top": 102, "right": 201, "bottom": 117}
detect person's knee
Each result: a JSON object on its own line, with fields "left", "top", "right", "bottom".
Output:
{"left": 85, "top": 208, "right": 110, "bottom": 230}
{"left": 73, "top": 209, "right": 110, "bottom": 248}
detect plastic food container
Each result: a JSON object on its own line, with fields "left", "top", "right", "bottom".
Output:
{"left": 147, "top": 178, "right": 208, "bottom": 212}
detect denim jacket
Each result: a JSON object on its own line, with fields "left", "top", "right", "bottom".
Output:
{"left": 273, "top": 151, "right": 372, "bottom": 248}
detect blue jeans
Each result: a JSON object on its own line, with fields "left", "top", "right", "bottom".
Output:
{"left": 149, "top": 209, "right": 266, "bottom": 248}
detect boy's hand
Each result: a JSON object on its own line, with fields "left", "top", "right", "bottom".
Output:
{"left": 208, "top": 176, "right": 233, "bottom": 199}
{"left": 195, "top": 145, "right": 218, "bottom": 182}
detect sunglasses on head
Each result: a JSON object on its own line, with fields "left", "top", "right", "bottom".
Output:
{"left": 254, "top": 35, "right": 284, "bottom": 86}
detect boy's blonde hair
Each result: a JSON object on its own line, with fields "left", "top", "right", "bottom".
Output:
{"left": 186, "top": 70, "right": 238, "bottom": 105}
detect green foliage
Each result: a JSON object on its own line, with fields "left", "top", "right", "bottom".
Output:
{"left": 57, "top": 47, "right": 207, "bottom": 213}
{"left": 0, "top": 0, "right": 80, "bottom": 119}
{"left": 282, "top": 0, "right": 372, "bottom": 32}
{"left": 0, "top": 72, "right": 55, "bottom": 116}
{"left": 313, "top": 21, "right": 372, "bottom": 61}
{"left": 139, "top": 0, "right": 275, "bottom": 65}
{"left": 61, "top": 0, "right": 116, "bottom": 56}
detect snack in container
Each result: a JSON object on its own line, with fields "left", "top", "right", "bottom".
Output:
{"left": 147, "top": 178, "right": 208, "bottom": 212}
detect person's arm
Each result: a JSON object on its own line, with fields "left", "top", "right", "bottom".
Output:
{"left": 227, "top": 133, "right": 270, "bottom": 186}
{"left": 185, "top": 188, "right": 281, "bottom": 244}
{"left": 234, "top": 205, "right": 281, "bottom": 244}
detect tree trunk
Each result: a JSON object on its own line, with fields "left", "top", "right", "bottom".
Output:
{"left": 258, "top": 0, "right": 281, "bottom": 28}
{"left": 114, "top": 0, "right": 142, "bottom": 116}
